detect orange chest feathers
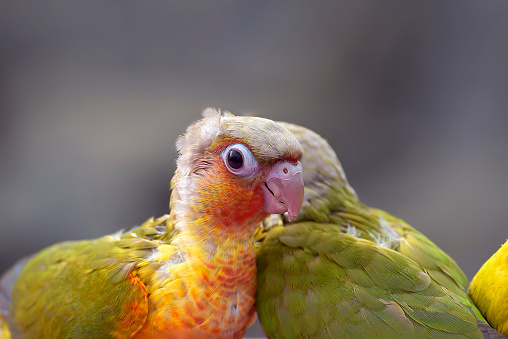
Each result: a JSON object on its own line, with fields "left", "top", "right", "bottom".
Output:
{"left": 135, "top": 244, "right": 257, "bottom": 339}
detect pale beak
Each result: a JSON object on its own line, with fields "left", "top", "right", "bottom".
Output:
{"left": 261, "top": 161, "right": 304, "bottom": 221}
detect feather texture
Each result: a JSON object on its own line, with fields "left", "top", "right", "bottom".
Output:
{"left": 256, "top": 122, "right": 497, "bottom": 338}
{"left": 469, "top": 240, "right": 508, "bottom": 337}
{"left": 0, "top": 109, "right": 303, "bottom": 339}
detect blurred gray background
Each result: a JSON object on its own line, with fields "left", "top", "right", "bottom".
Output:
{"left": 1, "top": 1, "right": 507, "bottom": 336}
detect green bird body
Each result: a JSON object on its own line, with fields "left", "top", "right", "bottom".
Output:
{"left": 256, "top": 123, "right": 493, "bottom": 338}
{"left": 5, "top": 217, "right": 167, "bottom": 339}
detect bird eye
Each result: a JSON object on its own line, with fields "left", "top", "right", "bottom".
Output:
{"left": 227, "top": 150, "right": 243, "bottom": 169}
{"left": 221, "top": 144, "right": 259, "bottom": 176}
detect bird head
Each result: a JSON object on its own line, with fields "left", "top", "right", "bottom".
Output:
{"left": 275, "top": 122, "right": 359, "bottom": 221}
{"left": 171, "top": 109, "right": 304, "bottom": 230}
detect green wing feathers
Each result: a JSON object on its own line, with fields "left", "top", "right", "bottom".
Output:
{"left": 252, "top": 122, "right": 494, "bottom": 338}
{"left": 368, "top": 208, "right": 469, "bottom": 290}
{"left": 256, "top": 222, "right": 484, "bottom": 339}
{"left": 10, "top": 238, "right": 149, "bottom": 339}
{"left": 5, "top": 215, "right": 172, "bottom": 338}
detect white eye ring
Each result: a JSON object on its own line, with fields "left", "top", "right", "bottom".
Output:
{"left": 221, "top": 144, "right": 259, "bottom": 177}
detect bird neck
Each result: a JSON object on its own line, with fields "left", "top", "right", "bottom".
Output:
{"left": 165, "top": 168, "right": 264, "bottom": 330}
{"left": 173, "top": 214, "right": 260, "bottom": 265}
{"left": 297, "top": 174, "right": 361, "bottom": 223}
{"left": 165, "top": 188, "right": 259, "bottom": 337}
{"left": 170, "top": 184, "right": 262, "bottom": 280}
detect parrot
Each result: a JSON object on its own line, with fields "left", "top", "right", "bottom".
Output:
{"left": 0, "top": 108, "right": 305, "bottom": 339}
{"left": 468, "top": 240, "right": 508, "bottom": 337}
{"left": 255, "top": 122, "right": 502, "bottom": 338}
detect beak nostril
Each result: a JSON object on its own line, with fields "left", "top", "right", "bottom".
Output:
{"left": 283, "top": 167, "right": 288, "bottom": 174}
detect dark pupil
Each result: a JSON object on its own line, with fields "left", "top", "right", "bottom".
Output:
{"left": 227, "top": 150, "right": 243, "bottom": 169}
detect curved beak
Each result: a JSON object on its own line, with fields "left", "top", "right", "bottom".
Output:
{"left": 261, "top": 161, "right": 304, "bottom": 221}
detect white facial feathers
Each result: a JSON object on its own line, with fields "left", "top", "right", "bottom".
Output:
{"left": 175, "top": 108, "right": 227, "bottom": 176}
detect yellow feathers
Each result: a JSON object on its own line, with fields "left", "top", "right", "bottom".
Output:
{"left": 0, "top": 313, "right": 10, "bottom": 339}
{"left": 469, "top": 240, "right": 508, "bottom": 336}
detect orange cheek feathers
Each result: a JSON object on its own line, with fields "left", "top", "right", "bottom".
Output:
{"left": 196, "top": 162, "right": 265, "bottom": 227}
